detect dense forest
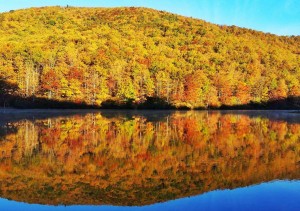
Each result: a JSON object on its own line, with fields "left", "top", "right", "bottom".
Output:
{"left": 0, "top": 112, "right": 299, "bottom": 205}
{"left": 0, "top": 7, "right": 300, "bottom": 108}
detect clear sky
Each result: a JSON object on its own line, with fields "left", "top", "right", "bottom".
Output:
{"left": 0, "top": 0, "right": 299, "bottom": 36}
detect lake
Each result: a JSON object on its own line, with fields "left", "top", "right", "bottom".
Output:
{"left": 0, "top": 110, "right": 299, "bottom": 210}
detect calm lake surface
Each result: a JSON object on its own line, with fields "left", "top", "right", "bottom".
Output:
{"left": 0, "top": 110, "right": 299, "bottom": 210}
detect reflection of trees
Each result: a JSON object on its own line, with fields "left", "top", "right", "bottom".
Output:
{"left": 0, "top": 112, "right": 299, "bottom": 205}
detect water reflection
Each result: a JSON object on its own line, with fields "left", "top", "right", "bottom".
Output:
{"left": 0, "top": 111, "right": 299, "bottom": 206}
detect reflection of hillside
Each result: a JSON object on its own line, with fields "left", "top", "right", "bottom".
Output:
{"left": 0, "top": 112, "right": 299, "bottom": 206}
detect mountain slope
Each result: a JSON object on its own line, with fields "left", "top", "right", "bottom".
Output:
{"left": 0, "top": 6, "right": 299, "bottom": 108}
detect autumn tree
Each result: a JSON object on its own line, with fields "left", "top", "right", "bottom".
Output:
{"left": 40, "top": 69, "right": 61, "bottom": 99}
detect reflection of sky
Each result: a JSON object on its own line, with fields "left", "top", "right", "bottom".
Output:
{"left": 0, "top": 0, "right": 299, "bottom": 35}
{"left": 0, "top": 180, "right": 299, "bottom": 211}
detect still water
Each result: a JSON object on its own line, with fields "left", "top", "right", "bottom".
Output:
{"left": 0, "top": 110, "right": 299, "bottom": 210}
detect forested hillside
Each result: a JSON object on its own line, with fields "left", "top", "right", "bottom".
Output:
{"left": 0, "top": 7, "right": 299, "bottom": 108}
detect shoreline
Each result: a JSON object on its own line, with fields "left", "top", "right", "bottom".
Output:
{"left": 1, "top": 109, "right": 300, "bottom": 125}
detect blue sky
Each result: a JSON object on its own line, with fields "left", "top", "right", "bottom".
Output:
{"left": 0, "top": 0, "right": 299, "bottom": 36}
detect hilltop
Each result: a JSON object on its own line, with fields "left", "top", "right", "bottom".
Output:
{"left": 0, "top": 7, "right": 299, "bottom": 109}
